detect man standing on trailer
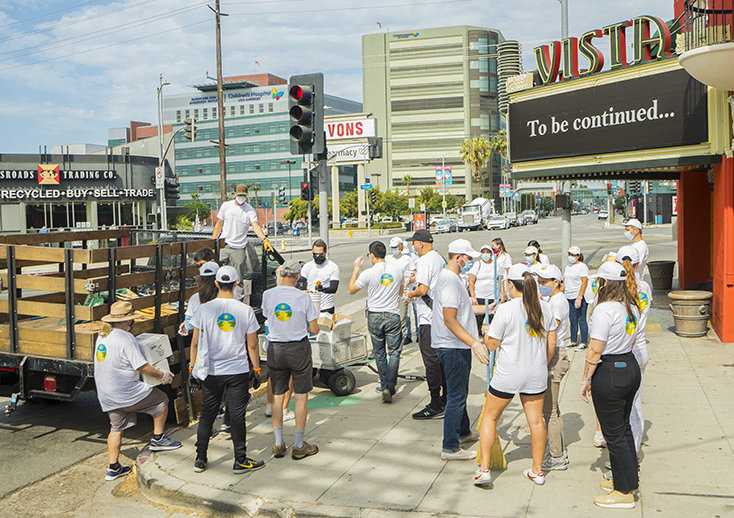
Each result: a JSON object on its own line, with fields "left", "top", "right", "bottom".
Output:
{"left": 212, "top": 184, "right": 274, "bottom": 302}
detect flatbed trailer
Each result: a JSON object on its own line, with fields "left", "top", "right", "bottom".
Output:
{"left": 0, "top": 229, "right": 281, "bottom": 423}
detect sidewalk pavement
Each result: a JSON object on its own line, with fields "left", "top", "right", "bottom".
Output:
{"left": 137, "top": 303, "right": 734, "bottom": 517}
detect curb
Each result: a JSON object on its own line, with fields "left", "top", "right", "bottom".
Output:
{"left": 136, "top": 447, "right": 479, "bottom": 518}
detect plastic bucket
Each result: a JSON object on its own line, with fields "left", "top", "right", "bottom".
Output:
{"left": 668, "top": 290, "right": 713, "bottom": 337}
{"left": 309, "top": 292, "right": 321, "bottom": 313}
{"left": 648, "top": 260, "right": 675, "bottom": 290}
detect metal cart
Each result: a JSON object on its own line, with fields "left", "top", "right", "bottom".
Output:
{"left": 259, "top": 332, "right": 368, "bottom": 396}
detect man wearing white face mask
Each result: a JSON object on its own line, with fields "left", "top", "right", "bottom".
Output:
{"left": 213, "top": 184, "right": 273, "bottom": 302}
{"left": 623, "top": 219, "right": 648, "bottom": 281}
{"left": 386, "top": 236, "right": 416, "bottom": 344}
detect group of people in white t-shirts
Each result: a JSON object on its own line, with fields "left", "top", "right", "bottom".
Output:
{"left": 394, "top": 218, "right": 651, "bottom": 510}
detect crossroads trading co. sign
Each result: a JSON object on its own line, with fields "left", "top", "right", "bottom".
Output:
{"left": 0, "top": 164, "right": 118, "bottom": 184}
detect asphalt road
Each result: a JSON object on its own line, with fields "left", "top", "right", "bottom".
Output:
{"left": 0, "top": 214, "right": 676, "bottom": 498}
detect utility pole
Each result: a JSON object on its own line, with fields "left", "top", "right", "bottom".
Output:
{"left": 209, "top": 1, "right": 228, "bottom": 203}
{"left": 317, "top": 152, "right": 329, "bottom": 247}
{"left": 156, "top": 74, "right": 170, "bottom": 230}
{"left": 441, "top": 155, "right": 446, "bottom": 217}
{"left": 559, "top": 0, "right": 571, "bottom": 255}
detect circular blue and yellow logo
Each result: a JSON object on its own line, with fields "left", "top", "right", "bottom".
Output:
{"left": 275, "top": 303, "right": 292, "bottom": 321}
{"left": 380, "top": 273, "right": 394, "bottom": 286}
{"left": 591, "top": 279, "right": 599, "bottom": 294}
{"left": 217, "top": 313, "right": 236, "bottom": 332}
{"left": 525, "top": 320, "right": 538, "bottom": 337}
{"left": 96, "top": 344, "right": 107, "bottom": 362}
{"left": 625, "top": 316, "right": 637, "bottom": 336}
{"left": 637, "top": 292, "right": 649, "bottom": 312}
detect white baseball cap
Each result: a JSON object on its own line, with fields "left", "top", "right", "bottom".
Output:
{"left": 507, "top": 263, "right": 529, "bottom": 280}
{"left": 199, "top": 261, "right": 219, "bottom": 277}
{"left": 591, "top": 261, "right": 627, "bottom": 281}
{"left": 524, "top": 246, "right": 538, "bottom": 255}
{"left": 479, "top": 244, "right": 493, "bottom": 252}
{"left": 389, "top": 236, "right": 403, "bottom": 248}
{"left": 448, "top": 239, "right": 481, "bottom": 258}
{"left": 535, "top": 264, "right": 562, "bottom": 280}
{"left": 616, "top": 245, "right": 640, "bottom": 265}
{"left": 568, "top": 246, "right": 581, "bottom": 255}
{"left": 624, "top": 218, "right": 643, "bottom": 230}
{"left": 216, "top": 265, "right": 238, "bottom": 283}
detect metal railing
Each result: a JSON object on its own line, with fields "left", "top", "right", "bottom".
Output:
{"left": 684, "top": 0, "right": 734, "bottom": 49}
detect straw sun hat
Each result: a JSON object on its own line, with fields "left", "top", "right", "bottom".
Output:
{"left": 101, "top": 301, "right": 142, "bottom": 323}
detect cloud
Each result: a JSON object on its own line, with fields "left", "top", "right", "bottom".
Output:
{"left": 0, "top": 0, "right": 675, "bottom": 152}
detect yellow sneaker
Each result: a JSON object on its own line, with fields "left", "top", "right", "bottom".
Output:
{"left": 594, "top": 490, "right": 635, "bottom": 509}
{"left": 600, "top": 477, "right": 614, "bottom": 493}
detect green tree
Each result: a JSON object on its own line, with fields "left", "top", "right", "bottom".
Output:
{"left": 402, "top": 174, "right": 413, "bottom": 198}
{"left": 460, "top": 137, "right": 493, "bottom": 195}
{"left": 184, "top": 192, "right": 212, "bottom": 222}
{"left": 490, "top": 129, "right": 507, "bottom": 160}
{"left": 249, "top": 183, "right": 262, "bottom": 208}
{"left": 339, "top": 190, "right": 359, "bottom": 218}
{"left": 376, "top": 189, "right": 408, "bottom": 218}
{"left": 172, "top": 215, "right": 193, "bottom": 231}
{"left": 283, "top": 196, "right": 332, "bottom": 223}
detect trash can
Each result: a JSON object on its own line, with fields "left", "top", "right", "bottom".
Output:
{"left": 668, "top": 290, "right": 713, "bottom": 337}
{"left": 647, "top": 260, "right": 675, "bottom": 290}
{"left": 656, "top": 214, "right": 663, "bottom": 224}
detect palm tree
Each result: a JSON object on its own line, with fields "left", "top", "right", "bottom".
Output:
{"left": 402, "top": 174, "right": 413, "bottom": 197}
{"left": 460, "top": 138, "right": 492, "bottom": 196}
{"left": 490, "top": 130, "right": 507, "bottom": 160}
{"left": 249, "top": 183, "right": 262, "bottom": 208}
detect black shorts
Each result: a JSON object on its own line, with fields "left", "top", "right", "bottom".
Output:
{"left": 320, "top": 306, "right": 335, "bottom": 314}
{"left": 267, "top": 338, "right": 313, "bottom": 395}
{"left": 488, "top": 385, "right": 546, "bottom": 400}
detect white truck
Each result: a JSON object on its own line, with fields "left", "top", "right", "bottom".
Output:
{"left": 458, "top": 197, "right": 493, "bottom": 231}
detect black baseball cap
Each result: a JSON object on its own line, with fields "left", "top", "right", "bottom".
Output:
{"left": 406, "top": 229, "right": 433, "bottom": 243}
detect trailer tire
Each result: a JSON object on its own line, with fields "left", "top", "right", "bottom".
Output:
{"left": 328, "top": 369, "right": 356, "bottom": 396}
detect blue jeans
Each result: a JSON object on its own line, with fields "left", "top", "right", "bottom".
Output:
{"left": 435, "top": 348, "right": 472, "bottom": 452}
{"left": 367, "top": 312, "right": 403, "bottom": 394}
{"left": 568, "top": 298, "right": 589, "bottom": 344}
{"left": 405, "top": 301, "right": 419, "bottom": 340}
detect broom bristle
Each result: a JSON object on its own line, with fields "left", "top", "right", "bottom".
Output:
{"left": 489, "top": 434, "right": 507, "bottom": 469}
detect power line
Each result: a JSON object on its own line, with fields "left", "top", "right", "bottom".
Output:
{"left": 0, "top": 0, "right": 100, "bottom": 30}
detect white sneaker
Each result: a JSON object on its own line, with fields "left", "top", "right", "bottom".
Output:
{"left": 574, "top": 343, "right": 588, "bottom": 352}
{"left": 473, "top": 468, "right": 492, "bottom": 485}
{"left": 593, "top": 430, "right": 607, "bottom": 448}
{"left": 282, "top": 410, "right": 295, "bottom": 422}
{"left": 523, "top": 468, "right": 545, "bottom": 485}
{"left": 441, "top": 449, "right": 477, "bottom": 461}
{"left": 265, "top": 403, "right": 272, "bottom": 417}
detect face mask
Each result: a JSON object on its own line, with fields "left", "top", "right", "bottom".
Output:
{"left": 235, "top": 195, "right": 247, "bottom": 204}
{"left": 492, "top": 248, "right": 500, "bottom": 255}
{"left": 538, "top": 284, "right": 553, "bottom": 297}
{"left": 313, "top": 253, "right": 326, "bottom": 264}
{"left": 481, "top": 253, "right": 492, "bottom": 262}
{"left": 391, "top": 248, "right": 400, "bottom": 256}
{"left": 624, "top": 231, "right": 634, "bottom": 241}
{"left": 460, "top": 259, "right": 474, "bottom": 273}
{"left": 568, "top": 256, "right": 577, "bottom": 264}
{"left": 524, "top": 256, "right": 534, "bottom": 265}
{"left": 505, "top": 281, "right": 513, "bottom": 299}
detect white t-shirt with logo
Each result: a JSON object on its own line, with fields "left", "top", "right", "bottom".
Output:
{"left": 631, "top": 240, "right": 649, "bottom": 281}
{"left": 184, "top": 292, "right": 201, "bottom": 331}
{"left": 589, "top": 301, "right": 640, "bottom": 355}
{"left": 190, "top": 298, "right": 260, "bottom": 376}
{"left": 385, "top": 253, "right": 415, "bottom": 284}
{"left": 431, "top": 269, "right": 479, "bottom": 349}
{"left": 262, "top": 286, "right": 318, "bottom": 342}
{"left": 487, "top": 297, "right": 558, "bottom": 394}
{"left": 300, "top": 259, "right": 340, "bottom": 311}
{"left": 94, "top": 328, "right": 152, "bottom": 412}
{"left": 356, "top": 261, "right": 404, "bottom": 314}
{"left": 635, "top": 280, "right": 653, "bottom": 353}
{"left": 549, "top": 292, "right": 570, "bottom": 347}
{"left": 414, "top": 250, "right": 446, "bottom": 325}
{"left": 469, "top": 253, "right": 512, "bottom": 300}
{"left": 564, "top": 261, "right": 590, "bottom": 299}
{"left": 217, "top": 200, "right": 259, "bottom": 249}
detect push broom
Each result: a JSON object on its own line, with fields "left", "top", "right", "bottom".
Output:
{"left": 475, "top": 253, "right": 507, "bottom": 469}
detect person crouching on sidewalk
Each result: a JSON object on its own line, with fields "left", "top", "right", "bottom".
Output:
{"left": 349, "top": 241, "right": 405, "bottom": 402}
{"left": 190, "top": 266, "right": 264, "bottom": 474}
{"left": 432, "top": 239, "right": 487, "bottom": 461}
{"left": 94, "top": 301, "right": 181, "bottom": 481}
{"left": 262, "top": 263, "right": 320, "bottom": 460}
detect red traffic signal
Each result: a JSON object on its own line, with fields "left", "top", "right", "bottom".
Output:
{"left": 300, "top": 182, "right": 311, "bottom": 201}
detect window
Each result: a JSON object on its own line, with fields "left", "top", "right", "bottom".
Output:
{"left": 196, "top": 168, "right": 203, "bottom": 175}
{"left": 212, "top": 107, "right": 217, "bottom": 118}
{"left": 254, "top": 164, "right": 261, "bottom": 170}
{"left": 230, "top": 106, "right": 235, "bottom": 117}
{"left": 249, "top": 104, "right": 254, "bottom": 114}
{"left": 258, "top": 104, "right": 264, "bottom": 113}
{"left": 194, "top": 109, "right": 199, "bottom": 119}
{"left": 203, "top": 108, "right": 208, "bottom": 119}
{"left": 268, "top": 103, "right": 274, "bottom": 113}
{"left": 185, "top": 109, "right": 190, "bottom": 119}
{"left": 176, "top": 110, "right": 181, "bottom": 123}
{"left": 240, "top": 104, "right": 245, "bottom": 115}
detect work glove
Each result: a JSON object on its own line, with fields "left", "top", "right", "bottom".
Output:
{"left": 177, "top": 322, "right": 188, "bottom": 336}
{"left": 315, "top": 283, "right": 324, "bottom": 292}
{"left": 262, "top": 239, "right": 274, "bottom": 252}
{"left": 249, "top": 369, "right": 263, "bottom": 390}
{"left": 160, "top": 371, "right": 174, "bottom": 385}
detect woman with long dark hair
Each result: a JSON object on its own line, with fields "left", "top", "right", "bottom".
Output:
{"left": 580, "top": 261, "right": 641, "bottom": 509}
{"left": 472, "top": 264, "right": 557, "bottom": 486}
{"left": 527, "top": 240, "right": 550, "bottom": 265}
{"left": 179, "top": 261, "right": 219, "bottom": 335}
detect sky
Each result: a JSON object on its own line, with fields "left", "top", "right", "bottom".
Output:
{"left": 0, "top": 0, "right": 675, "bottom": 153}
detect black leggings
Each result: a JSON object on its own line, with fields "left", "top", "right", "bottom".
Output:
{"left": 196, "top": 373, "right": 250, "bottom": 463}
{"left": 592, "top": 352, "right": 641, "bottom": 493}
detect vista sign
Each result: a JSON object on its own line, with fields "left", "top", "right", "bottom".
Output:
{"left": 534, "top": 15, "right": 672, "bottom": 85}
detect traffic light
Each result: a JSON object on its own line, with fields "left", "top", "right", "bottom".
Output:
{"left": 164, "top": 176, "right": 180, "bottom": 200}
{"left": 288, "top": 73, "right": 324, "bottom": 156}
{"left": 300, "top": 182, "right": 311, "bottom": 201}
{"left": 278, "top": 185, "right": 286, "bottom": 204}
{"left": 370, "top": 190, "right": 376, "bottom": 205}
{"left": 606, "top": 183, "right": 613, "bottom": 196}
{"left": 183, "top": 117, "right": 196, "bottom": 142}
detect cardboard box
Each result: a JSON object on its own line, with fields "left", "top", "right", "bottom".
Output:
{"left": 136, "top": 333, "right": 173, "bottom": 365}
{"left": 143, "top": 358, "right": 172, "bottom": 388}
{"left": 316, "top": 314, "right": 352, "bottom": 342}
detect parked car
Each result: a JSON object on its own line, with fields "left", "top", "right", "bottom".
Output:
{"left": 521, "top": 210, "right": 538, "bottom": 224}
{"left": 446, "top": 217, "right": 458, "bottom": 232}
{"left": 517, "top": 213, "right": 528, "bottom": 226}
{"left": 598, "top": 210, "right": 609, "bottom": 220}
{"left": 504, "top": 212, "right": 518, "bottom": 227}
{"left": 430, "top": 218, "right": 451, "bottom": 233}
{"left": 486, "top": 214, "right": 509, "bottom": 230}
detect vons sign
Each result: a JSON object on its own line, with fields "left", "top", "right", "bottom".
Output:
{"left": 534, "top": 15, "right": 672, "bottom": 85}
{"left": 325, "top": 118, "right": 377, "bottom": 141}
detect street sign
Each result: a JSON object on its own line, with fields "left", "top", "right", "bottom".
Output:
{"left": 408, "top": 198, "right": 415, "bottom": 209}
{"left": 419, "top": 203, "right": 426, "bottom": 212}
{"left": 441, "top": 201, "right": 448, "bottom": 208}
{"left": 155, "top": 167, "right": 164, "bottom": 189}
{"left": 360, "top": 184, "right": 373, "bottom": 190}
{"left": 365, "top": 178, "right": 370, "bottom": 184}
{"left": 435, "top": 166, "right": 444, "bottom": 186}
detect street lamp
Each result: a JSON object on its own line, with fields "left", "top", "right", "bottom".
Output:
{"left": 156, "top": 74, "right": 171, "bottom": 230}
{"left": 280, "top": 159, "right": 296, "bottom": 201}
